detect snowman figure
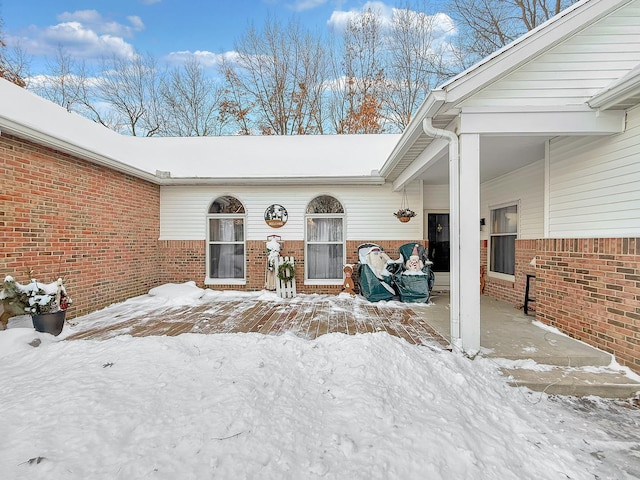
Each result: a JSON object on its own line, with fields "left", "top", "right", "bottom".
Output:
{"left": 405, "top": 244, "right": 424, "bottom": 273}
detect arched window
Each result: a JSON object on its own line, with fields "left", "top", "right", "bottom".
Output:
{"left": 207, "top": 196, "right": 246, "bottom": 282}
{"left": 305, "top": 195, "right": 345, "bottom": 282}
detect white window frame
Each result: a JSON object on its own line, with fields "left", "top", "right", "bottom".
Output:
{"left": 488, "top": 201, "right": 519, "bottom": 282}
{"left": 205, "top": 197, "right": 246, "bottom": 285}
{"left": 304, "top": 196, "right": 346, "bottom": 285}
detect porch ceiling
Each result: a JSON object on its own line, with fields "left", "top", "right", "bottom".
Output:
{"left": 390, "top": 133, "right": 550, "bottom": 186}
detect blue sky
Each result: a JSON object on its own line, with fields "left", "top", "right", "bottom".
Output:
{"left": 1, "top": 0, "right": 446, "bottom": 72}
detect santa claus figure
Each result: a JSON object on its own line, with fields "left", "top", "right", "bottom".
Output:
{"left": 366, "top": 247, "right": 392, "bottom": 279}
{"left": 405, "top": 244, "right": 424, "bottom": 272}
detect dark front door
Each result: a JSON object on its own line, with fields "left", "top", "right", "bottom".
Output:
{"left": 427, "top": 213, "right": 450, "bottom": 273}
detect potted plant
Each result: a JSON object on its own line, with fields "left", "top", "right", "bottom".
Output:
{"left": 0, "top": 275, "right": 71, "bottom": 335}
{"left": 394, "top": 208, "right": 417, "bottom": 223}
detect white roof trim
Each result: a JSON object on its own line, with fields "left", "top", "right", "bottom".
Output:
{"left": 440, "top": 0, "right": 632, "bottom": 104}
{"left": 588, "top": 63, "right": 640, "bottom": 110}
{"left": 0, "top": 116, "right": 160, "bottom": 184}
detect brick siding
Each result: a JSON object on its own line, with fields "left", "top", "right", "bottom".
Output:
{"left": 482, "top": 237, "right": 640, "bottom": 373}
{"left": 535, "top": 238, "right": 640, "bottom": 373}
{"left": 158, "top": 239, "right": 425, "bottom": 295}
{"left": 1, "top": 133, "right": 161, "bottom": 318}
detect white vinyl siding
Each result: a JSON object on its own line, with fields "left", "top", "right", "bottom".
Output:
{"left": 481, "top": 160, "right": 544, "bottom": 241}
{"left": 466, "top": 2, "right": 640, "bottom": 108}
{"left": 422, "top": 184, "right": 449, "bottom": 211}
{"left": 547, "top": 105, "right": 640, "bottom": 238}
{"left": 159, "top": 182, "right": 423, "bottom": 241}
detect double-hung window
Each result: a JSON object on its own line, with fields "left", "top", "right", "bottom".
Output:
{"left": 490, "top": 203, "right": 518, "bottom": 277}
{"left": 207, "top": 196, "right": 245, "bottom": 283}
{"left": 305, "top": 195, "right": 345, "bottom": 282}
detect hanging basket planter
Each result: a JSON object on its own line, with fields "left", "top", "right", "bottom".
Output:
{"left": 394, "top": 188, "right": 416, "bottom": 222}
{"left": 394, "top": 209, "right": 416, "bottom": 222}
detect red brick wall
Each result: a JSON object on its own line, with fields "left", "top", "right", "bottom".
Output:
{"left": 1, "top": 133, "right": 161, "bottom": 317}
{"left": 535, "top": 238, "right": 640, "bottom": 373}
{"left": 482, "top": 239, "right": 537, "bottom": 307}
{"left": 158, "top": 239, "right": 425, "bottom": 295}
{"left": 481, "top": 237, "right": 640, "bottom": 372}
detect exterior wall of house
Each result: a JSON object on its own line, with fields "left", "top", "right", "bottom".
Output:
{"left": 478, "top": 109, "right": 640, "bottom": 372}
{"left": 466, "top": 1, "right": 640, "bottom": 108}
{"left": 548, "top": 105, "right": 640, "bottom": 238}
{"left": 159, "top": 183, "right": 423, "bottom": 241}
{"left": 535, "top": 238, "right": 640, "bottom": 372}
{"left": 158, "top": 239, "right": 424, "bottom": 295}
{"left": 159, "top": 182, "right": 426, "bottom": 292}
{"left": 479, "top": 159, "right": 544, "bottom": 304}
{"left": 0, "top": 133, "right": 161, "bottom": 318}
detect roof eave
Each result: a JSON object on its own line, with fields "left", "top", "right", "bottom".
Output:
{"left": 379, "top": 90, "right": 446, "bottom": 178}
{"left": 0, "top": 117, "right": 160, "bottom": 184}
{"left": 158, "top": 175, "right": 386, "bottom": 186}
{"left": 588, "top": 66, "right": 640, "bottom": 110}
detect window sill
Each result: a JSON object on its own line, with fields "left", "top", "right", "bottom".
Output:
{"left": 304, "top": 279, "right": 343, "bottom": 286}
{"left": 487, "top": 272, "right": 515, "bottom": 283}
{"left": 205, "top": 278, "right": 246, "bottom": 286}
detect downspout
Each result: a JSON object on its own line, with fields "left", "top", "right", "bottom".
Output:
{"left": 422, "top": 117, "right": 461, "bottom": 346}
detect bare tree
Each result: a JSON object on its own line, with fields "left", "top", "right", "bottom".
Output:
{"left": 384, "top": 2, "right": 451, "bottom": 129}
{"left": 448, "top": 0, "right": 578, "bottom": 65}
{"left": 222, "top": 17, "right": 328, "bottom": 135}
{"left": 32, "top": 46, "right": 86, "bottom": 111}
{"left": 0, "top": 15, "right": 26, "bottom": 87}
{"left": 97, "top": 53, "right": 164, "bottom": 136}
{"left": 337, "top": 6, "right": 386, "bottom": 134}
{"left": 160, "top": 57, "right": 226, "bottom": 136}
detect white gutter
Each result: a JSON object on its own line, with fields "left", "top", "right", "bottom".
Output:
{"left": 588, "top": 63, "right": 640, "bottom": 110}
{"left": 0, "top": 118, "right": 161, "bottom": 185}
{"left": 158, "top": 175, "right": 386, "bottom": 186}
{"left": 422, "top": 115, "right": 461, "bottom": 347}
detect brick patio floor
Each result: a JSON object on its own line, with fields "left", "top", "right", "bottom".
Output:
{"left": 66, "top": 293, "right": 448, "bottom": 348}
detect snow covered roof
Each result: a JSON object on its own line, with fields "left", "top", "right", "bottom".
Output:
{"left": 0, "top": 79, "right": 400, "bottom": 185}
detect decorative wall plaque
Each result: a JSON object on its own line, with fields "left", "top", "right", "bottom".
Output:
{"left": 264, "top": 204, "right": 288, "bottom": 228}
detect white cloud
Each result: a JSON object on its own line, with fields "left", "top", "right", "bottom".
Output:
{"left": 38, "top": 21, "right": 136, "bottom": 59}
{"left": 327, "top": 1, "right": 454, "bottom": 38}
{"left": 287, "top": 0, "right": 328, "bottom": 12}
{"left": 327, "top": 1, "right": 394, "bottom": 32}
{"left": 165, "top": 50, "right": 240, "bottom": 68}
{"left": 127, "top": 16, "right": 146, "bottom": 32}
{"left": 56, "top": 10, "right": 144, "bottom": 37}
{"left": 7, "top": 10, "right": 142, "bottom": 61}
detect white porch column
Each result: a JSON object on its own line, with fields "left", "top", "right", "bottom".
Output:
{"left": 457, "top": 133, "right": 481, "bottom": 354}
{"left": 448, "top": 132, "right": 460, "bottom": 346}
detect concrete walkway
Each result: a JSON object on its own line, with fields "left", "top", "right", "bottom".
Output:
{"left": 412, "top": 291, "right": 640, "bottom": 399}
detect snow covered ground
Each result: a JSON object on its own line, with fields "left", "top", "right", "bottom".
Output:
{"left": 1, "top": 283, "right": 639, "bottom": 479}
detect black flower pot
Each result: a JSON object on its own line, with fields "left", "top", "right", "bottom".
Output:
{"left": 31, "top": 310, "right": 66, "bottom": 336}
